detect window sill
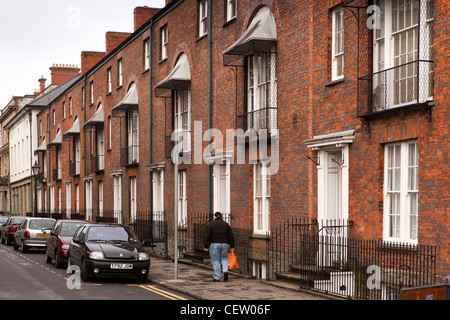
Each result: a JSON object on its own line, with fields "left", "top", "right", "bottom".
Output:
{"left": 196, "top": 34, "right": 208, "bottom": 43}
{"left": 325, "top": 77, "right": 345, "bottom": 87}
{"left": 159, "top": 58, "right": 167, "bottom": 65}
{"left": 223, "top": 16, "right": 237, "bottom": 28}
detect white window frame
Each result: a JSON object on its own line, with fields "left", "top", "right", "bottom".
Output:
{"left": 107, "top": 68, "right": 112, "bottom": 93}
{"left": 161, "top": 26, "right": 168, "bottom": 61}
{"left": 152, "top": 170, "right": 164, "bottom": 213}
{"left": 85, "top": 179, "right": 93, "bottom": 221}
{"left": 75, "top": 184, "right": 79, "bottom": 214}
{"left": 63, "top": 102, "right": 66, "bottom": 119}
{"left": 118, "top": 59, "right": 123, "bottom": 87}
{"left": 96, "top": 125, "right": 105, "bottom": 170}
{"left": 253, "top": 163, "right": 270, "bottom": 235}
{"left": 144, "top": 38, "right": 151, "bottom": 70}
{"left": 177, "top": 170, "right": 187, "bottom": 227}
{"left": 199, "top": 0, "right": 208, "bottom": 37}
{"left": 113, "top": 174, "right": 122, "bottom": 224}
{"left": 130, "top": 177, "right": 137, "bottom": 223}
{"left": 174, "top": 89, "right": 191, "bottom": 153}
{"left": 246, "top": 45, "right": 277, "bottom": 131}
{"left": 383, "top": 140, "right": 419, "bottom": 244}
{"left": 127, "top": 110, "right": 139, "bottom": 163}
{"left": 49, "top": 185, "right": 55, "bottom": 214}
{"left": 373, "top": 0, "right": 433, "bottom": 109}
{"left": 65, "top": 181, "right": 71, "bottom": 218}
{"left": 332, "top": 8, "right": 345, "bottom": 80}
{"left": 227, "top": 0, "right": 237, "bottom": 22}
{"left": 90, "top": 81, "right": 94, "bottom": 105}
{"left": 213, "top": 161, "right": 230, "bottom": 216}
{"left": 98, "top": 181, "right": 103, "bottom": 217}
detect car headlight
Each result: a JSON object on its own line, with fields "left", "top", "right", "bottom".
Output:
{"left": 139, "top": 252, "right": 150, "bottom": 261}
{"left": 89, "top": 251, "right": 104, "bottom": 260}
{"left": 61, "top": 244, "right": 70, "bottom": 250}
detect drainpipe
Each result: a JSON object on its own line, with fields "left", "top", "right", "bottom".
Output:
{"left": 83, "top": 77, "right": 87, "bottom": 217}
{"left": 149, "top": 20, "right": 154, "bottom": 225}
{"left": 208, "top": 0, "right": 213, "bottom": 215}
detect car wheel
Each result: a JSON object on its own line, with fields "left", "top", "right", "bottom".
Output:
{"left": 55, "top": 251, "right": 65, "bottom": 268}
{"left": 45, "top": 252, "right": 53, "bottom": 264}
{"left": 80, "top": 259, "right": 90, "bottom": 282}
{"left": 21, "top": 242, "right": 28, "bottom": 253}
{"left": 13, "top": 239, "right": 19, "bottom": 251}
{"left": 1, "top": 236, "right": 4, "bottom": 244}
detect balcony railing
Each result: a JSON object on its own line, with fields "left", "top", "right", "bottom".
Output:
{"left": 52, "top": 168, "right": 62, "bottom": 181}
{"left": 69, "top": 161, "right": 80, "bottom": 176}
{"left": 91, "top": 155, "right": 105, "bottom": 172}
{"left": 121, "top": 146, "right": 139, "bottom": 167}
{"left": 165, "top": 129, "right": 192, "bottom": 159}
{"left": 358, "top": 60, "right": 433, "bottom": 117}
{"left": 237, "top": 107, "right": 278, "bottom": 133}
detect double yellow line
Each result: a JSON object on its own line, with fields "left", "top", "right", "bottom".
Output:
{"left": 139, "top": 285, "right": 188, "bottom": 300}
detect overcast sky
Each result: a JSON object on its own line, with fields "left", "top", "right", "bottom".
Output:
{"left": 0, "top": 0, "right": 165, "bottom": 108}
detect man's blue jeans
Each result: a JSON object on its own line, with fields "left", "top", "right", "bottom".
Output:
{"left": 209, "top": 243, "right": 229, "bottom": 280}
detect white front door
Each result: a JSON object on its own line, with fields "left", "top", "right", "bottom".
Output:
{"left": 318, "top": 148, "right": 349, "bottom": 267}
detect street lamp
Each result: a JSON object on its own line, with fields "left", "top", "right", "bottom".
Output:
{"left": 32, "top": 161, "right": 40, "bottom": 217}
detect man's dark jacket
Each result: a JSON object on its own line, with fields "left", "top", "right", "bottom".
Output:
{"left": 203, "top": 218, "right": 234, "bottom": 249}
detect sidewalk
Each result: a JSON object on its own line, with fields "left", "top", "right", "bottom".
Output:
{"left": 147, "top": 254, "right": 333, "bottom": 300}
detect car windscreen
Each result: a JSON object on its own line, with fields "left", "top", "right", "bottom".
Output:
{"left": 11, "top": 217, "right": 26, "bottom": 225}
{"left": 29, "top": 219, "right": 55, "bottom": 230}
{"left": 86, "top": 226, "right": 139, "bottom": 243}
{"left": 0, "top": 217, "right": 8, "bottom": 224}
{"left": 60, "top": 222, "right": 86, "bottom": 236}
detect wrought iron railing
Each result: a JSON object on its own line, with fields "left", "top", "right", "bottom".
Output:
{"left": 358, "top": 60, "right": 434, "bottom": 116}
{"left": 68, "top": 161, "right": 80, "bottom": 176}
{"left": 237, "top": 107, "right": 278, "bottom": 132}
{"left": 91, "top": 155, "right": 105, "bottom": 172}
{"left": 121, "top": 146, "right": 139, "bottom": 166}
{"left": 267, "top": 218, "right": 437, "bottom": 300}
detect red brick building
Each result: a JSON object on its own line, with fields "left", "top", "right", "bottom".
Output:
{"left": 32, "top": 0, "right": 448, "bottom": 298}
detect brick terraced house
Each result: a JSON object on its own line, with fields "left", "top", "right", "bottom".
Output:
{"left": 4, "top": 0, "right": 446, "bottom": 299}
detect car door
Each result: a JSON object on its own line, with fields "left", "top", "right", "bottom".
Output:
{"left": 69, "top": 226, "right": 86, "bottom": 266}
{"left": 47, "top": 221, "right": 60, "bottom": 258}
{"left": 15, "top": 220, "right": 27, "bottom": 246}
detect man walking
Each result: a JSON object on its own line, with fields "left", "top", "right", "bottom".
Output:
{"left": 204, "top": 212, "right": 235, "bottom": 282}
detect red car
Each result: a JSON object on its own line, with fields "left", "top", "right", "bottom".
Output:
{"left": 1, "top": 216, "right": 27, "bottom": 245}
{"left": 46, "top": 219, "right": 89, "bottom": 268}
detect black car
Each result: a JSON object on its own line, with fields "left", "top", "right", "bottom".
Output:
{"left": 68, "top": 224, "right": 150, "bottom": 282}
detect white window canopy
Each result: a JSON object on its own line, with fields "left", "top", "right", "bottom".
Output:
{"left": 83, "top": 104, "right": 104, "bottom": 131}
{"left": 223, "top": 6, "right": 277, "bottom": 66}
{"left": 155, "top": 53, "right": 191, "bottom": 97}
{"left": 111, "top": 83, "right": 139, "bottom": 117}
{"left": 47, "top": 130, "right": 62, "bottom": 148}
{"left": 63, "top": 117, "right": 80, "bottom": 140}
{"left": 304, "top": 130, "right": 355, "bottom": 150}
{"left": 34, "top": 138, "right": 47, "bottom": 155}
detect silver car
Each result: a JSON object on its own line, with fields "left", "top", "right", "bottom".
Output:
{"left": 14, "top": 217, "right": 56, "bottom": 253}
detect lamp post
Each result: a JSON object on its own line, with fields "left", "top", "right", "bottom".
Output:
{"left": 32, "top": 161, "right": 40, "bottom": 217}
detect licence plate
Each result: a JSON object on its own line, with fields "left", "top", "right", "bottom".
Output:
{"left": 110, "top": 263, "right": 133, "bottom": 270}
{"left": 37, "top": 234, "right": 48, "bottom": 238}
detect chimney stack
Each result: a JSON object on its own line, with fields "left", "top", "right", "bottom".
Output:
{"left": 81, "top": 52, "right": 106, "bottom": 75}
{"left": 50, "top": 64, "right": 80, "bottom": 85}
{"left": 38, "top": 75, "right": 46, "bottom": 93}
{"left": 106, "top": 32, "right": 132, "bottom": 55}
{"left": 134, "top": 6, "right": 160, "bottom": 31}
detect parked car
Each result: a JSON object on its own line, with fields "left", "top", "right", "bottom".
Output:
{"left": 46, "top": 219, "right": 89, "bottom": 268}
{"left": 0, "top": 216, "right": 8, "bottom": 240}
{"left": 68, "top": 224, "right": 150, "bottom": 282}
{"left": 1, "top": 216, "right": 27, "bottom": 245}
{"left": 13, "top": 217, "right": 56, "bottom": 253}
